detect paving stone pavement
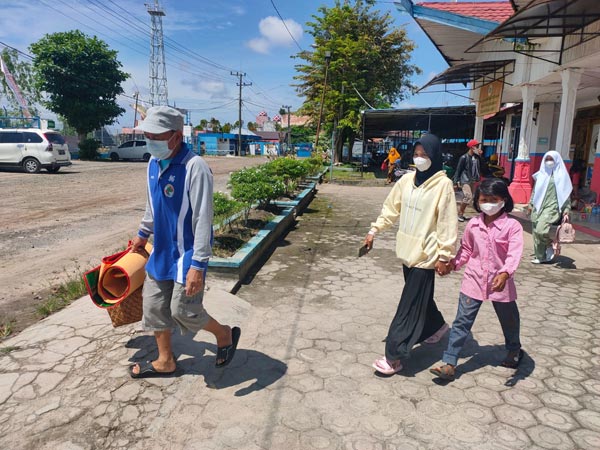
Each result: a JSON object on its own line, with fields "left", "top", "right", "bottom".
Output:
{"left": 1, "top": 183, "right": 600, "bottom": 450}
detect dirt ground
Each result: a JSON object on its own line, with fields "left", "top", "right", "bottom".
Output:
{"left": 0, "top": 156, "right": 267, "bottom": 335}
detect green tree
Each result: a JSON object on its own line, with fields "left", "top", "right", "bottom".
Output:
{"left": 0, "top": 48, "right": 41, "bottom": 117}
{"left": 195, "top": 118, "right": 208, "bottom": 131}
{"left": 294, "top": 0, "right": 420, "bottom": 162}
{"left": 290, "top": 124, "right": 316, "bottom": 144}
{"left": 29, "top": 30, "right": 128, "bottom": 141}
{"left": 247, "top": 121, "right": 257, "bottom": 132}
{"left": 222, "top": 122, "right": 232, "bottom": 134}
{"left": 209, "top": 117, "right": 221, "bottom": 132}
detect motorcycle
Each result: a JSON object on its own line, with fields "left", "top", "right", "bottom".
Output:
{"left": 391, "top": 159, "right": 413, "bottom": 182}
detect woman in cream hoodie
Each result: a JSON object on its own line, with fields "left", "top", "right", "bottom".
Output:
{"left": 365, "top": 133, "right": 458, "bottom": 375}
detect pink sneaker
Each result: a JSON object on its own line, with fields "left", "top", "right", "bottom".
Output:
{"left": 424, "top": 323, "right": 449, "bottom": 344}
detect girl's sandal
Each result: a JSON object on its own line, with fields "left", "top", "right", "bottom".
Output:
{"left": 372, "top": 357, "right": 403, "bottom": 375}
{"left": 429, "top": 364, "right": 456, "bottom": 380}
{"left": 501, "top": 349, "right": 524, "bottom": 369}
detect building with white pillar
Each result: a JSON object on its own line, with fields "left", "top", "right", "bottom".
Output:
{"left": 396, "top": 0, "right": 600, "bottom": 204}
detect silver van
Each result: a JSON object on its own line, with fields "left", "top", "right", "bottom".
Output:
{"left": 0, "top": 129, "right": 72, "bottom": 173}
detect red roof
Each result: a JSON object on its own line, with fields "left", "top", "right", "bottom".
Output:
{"left": 416, "top": 1, "right": 514, "bottom": 23}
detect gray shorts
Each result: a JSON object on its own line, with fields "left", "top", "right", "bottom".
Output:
{"left": 142, "top": 274, "right": 210, "bottom": 334}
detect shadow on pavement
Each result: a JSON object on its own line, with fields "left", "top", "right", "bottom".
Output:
{"left": 553, "top": 255, "right": 577, "bottom": 269}
{"left": 125, "top": 333, "right": 287, "bottom": 396}
{"left": 391, "top": 335, "right": 535, "bottom": 387}
{"left": 203, "top": 346, "right": 287, "bottom": 397}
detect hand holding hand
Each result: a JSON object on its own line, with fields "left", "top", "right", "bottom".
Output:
{"left": 491, "top": 272, "right": 509, "bottom": 292}
{"left": 446, "top": 260, "right": 456, "bottom": 272}
{"left": 185, "top": 268, "right": 204, "bottom": 296}
{"left": 435, "top": 260, "right": 451, "bottom": 276}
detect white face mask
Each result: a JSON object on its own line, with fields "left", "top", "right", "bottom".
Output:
{"left": 413, "top": 157, "right": 432, "bottom": 172}
{"left": 480, "top": 201, "right": 505, "bottom": 216}
{"left": 545, "top": 160, "right": 556, "bottom": 170}
{"left": 145, "top": 134, "right": 175, "bottom": 160}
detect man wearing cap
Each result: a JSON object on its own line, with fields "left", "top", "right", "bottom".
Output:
{"left": 129, "top": 106, "right": 240, "bottom": 378}
{"left": 453, "top": 139, "right": 483, "bottom": 222}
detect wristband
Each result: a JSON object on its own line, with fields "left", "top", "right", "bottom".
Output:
{"left": 368, "top": 229, "right": 377, "bottom": 236}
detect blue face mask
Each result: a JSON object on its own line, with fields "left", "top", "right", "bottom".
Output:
{"left": 145, "top": 134, "right": 174, "bottom": 160}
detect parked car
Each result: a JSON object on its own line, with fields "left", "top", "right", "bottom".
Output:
{"left": 109, "top": 140, "right": 150, "bottom": 161}
{"left": 0, "top": 128, "right": 72, "bottom": 173}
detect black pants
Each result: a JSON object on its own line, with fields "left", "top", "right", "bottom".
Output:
{"left": 385, "top": 266, "right": 445, "bottom": 361}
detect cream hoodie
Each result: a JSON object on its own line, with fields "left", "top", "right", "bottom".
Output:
{"left": 371, "top": 171, "right": 458, "bottom": 269}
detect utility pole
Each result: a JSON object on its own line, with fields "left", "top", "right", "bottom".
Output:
{"left": 282, "top": 105, "right": 291, "bottom": 153}
{"left": 132, "top": 91, "right": 139, "bottom": 140}
{"left": 315, "top": 50, "right": 332, "bottom": 150}
{"left": 231, "top": 71, "right": 251, "bottom": 156}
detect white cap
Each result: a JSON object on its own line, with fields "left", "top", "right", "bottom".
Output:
{"left": 135, "top": 106, "right": 184, "bottom": 134}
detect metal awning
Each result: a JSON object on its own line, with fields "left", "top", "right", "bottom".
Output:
{"left": 486, "top": 0, "right": 600, "bottom": 39}
{"left": 419, "top": 60, "right": 515, "bottom": 92}
{"left": 362, "top": 106, "right": 475, "bottom": 139}
{"left": 468, "top": 0, "right": 600, "bottom": 64}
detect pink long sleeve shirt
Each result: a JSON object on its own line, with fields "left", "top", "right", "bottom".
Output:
{"left": 453, "top": 213, "right": 523, "bottom": 302}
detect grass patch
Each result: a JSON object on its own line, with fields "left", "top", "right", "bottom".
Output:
{"left": 0, "top": 319, "right": 16, "bottom": 340}
{"left": 331, "top": 169, "right": 376, "bottom": 180}
{"left": 36, "top": 275, "right": 87, "bottom": 319}
{"left": 0, "top": 346, "right": 20, "bottom": 354}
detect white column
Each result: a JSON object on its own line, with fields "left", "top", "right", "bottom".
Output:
{"left": 517, "top": 84, "right": 538, "bottom": 160}
{"left": 555, "top": 69, "right": 582, "bottom": 160}
{"left": 474, "top": 116, "right": 484, "bottom": 143}
{"left": 501, "top": 113, "right": 513, "bottom": 156}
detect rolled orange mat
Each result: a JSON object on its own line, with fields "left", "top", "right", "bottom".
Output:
{"left": 98, "top": 243, "right": 152, "bottom": 304}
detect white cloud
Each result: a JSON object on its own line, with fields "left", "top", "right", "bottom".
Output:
{"left": 247, "top": 38, "right": 271, "bottom": 55}
{"left": 231, "top": 5, "right": 246, "bottom": 16}
{"left": 180, "top": 78, "right": 228, "bottom": 99}
{"left": 246, "top": 16, "right": 303, "bottom": 54}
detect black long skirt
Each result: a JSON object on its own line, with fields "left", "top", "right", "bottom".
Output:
{"left": 384, "top": 265, "right": 445, "bottom": 361}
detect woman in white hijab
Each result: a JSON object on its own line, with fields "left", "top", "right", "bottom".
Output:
{"left": 527, "top": 150, "right": 572, "bottom": 263}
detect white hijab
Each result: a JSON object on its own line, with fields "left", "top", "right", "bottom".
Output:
{"left": 531, "top": 150, "right": 572, "bottom": 212}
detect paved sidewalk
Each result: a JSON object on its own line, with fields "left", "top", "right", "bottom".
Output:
{"left": 1, "top": 183, "right": 600, "bottom": 449}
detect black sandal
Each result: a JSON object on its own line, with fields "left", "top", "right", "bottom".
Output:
{"left": 129, "top": 360, "right": 177, "bottom": 379}
{"left": 429, "top": 364, "right": 456, "bottom": 380}
{"left": 501, "top": 349, "right": 524, "bottom": 369}
{"left": 216, "top": 326, "right": 241, "bottom": 368}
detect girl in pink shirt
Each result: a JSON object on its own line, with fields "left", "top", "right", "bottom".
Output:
{"left": 430, "top": 178, "right": 524, "bottom": 381}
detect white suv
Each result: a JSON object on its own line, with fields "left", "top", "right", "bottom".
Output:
{"left": 0, "top": 129, "right": 72, "bottom": 173}
{"left": 109, "top": 140, "right": 151, "bottom": 161}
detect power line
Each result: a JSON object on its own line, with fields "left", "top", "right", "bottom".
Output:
{"left": 269, "top": 0, "right": 303, "bottom": 52}
{"left": 0, "top": 41, "right": 147, "bottom": 106}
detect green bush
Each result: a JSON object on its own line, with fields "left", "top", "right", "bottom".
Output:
{"left": 305, "top": 154, "right": 326, "bottom": 175}
{"left": 213, "top": 192, "right": 243, "bottom": 225}
{"left": 229, "top": 167, "right": 285, "bottom": 220}
{"left": 78, "top": 138, "right": 100, "bottom": 160}
{"left": 263, "top": 157, "right": 310, "bottom": 195}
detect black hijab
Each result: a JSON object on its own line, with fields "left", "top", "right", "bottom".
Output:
{"left": 413, "top": 133, "right": 443, "bottom": 187}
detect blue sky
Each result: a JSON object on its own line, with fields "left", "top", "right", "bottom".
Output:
{"left": 0, "top": 0, "right": 467, "bottom": 130}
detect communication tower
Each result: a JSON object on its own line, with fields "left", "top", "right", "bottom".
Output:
{"left": 147, "top": 0, "right": 168, "bottom": 106}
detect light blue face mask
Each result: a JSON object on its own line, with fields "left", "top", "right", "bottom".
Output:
{"left": 145, "top": 135, "right": 174, "bottom": 160}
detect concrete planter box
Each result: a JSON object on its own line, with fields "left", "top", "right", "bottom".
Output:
{"left": 208, "top": 181, "right": 318, "bottom": 283}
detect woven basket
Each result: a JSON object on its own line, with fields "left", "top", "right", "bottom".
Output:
{"left": 106, "top": 287, "right": 143, "bottom": 328}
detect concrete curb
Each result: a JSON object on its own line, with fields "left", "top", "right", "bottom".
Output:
{"left": 208, "top": 181, "right": 318, "bottom": 285}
